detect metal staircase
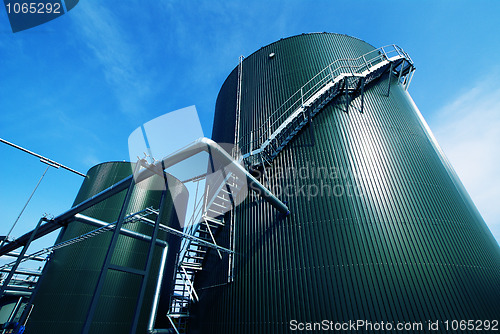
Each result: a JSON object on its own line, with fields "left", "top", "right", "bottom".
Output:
{"left": 167, "top": 170, "right": 245, "bottom": 334}
{"left": 239, "top": 44, "right": 415, "bottom": 168}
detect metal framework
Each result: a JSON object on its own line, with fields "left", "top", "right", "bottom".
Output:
{"left": 81, "top": 163, "right": 164, "bottom": 334}
{"left": 0, "top": 218, "right": 45, "bottom": 300}
{"left": 0, "top": 138, "right": 289, "bottom": 258}
{"left": 0, "top": 139, "right": 288, "bottom": 334}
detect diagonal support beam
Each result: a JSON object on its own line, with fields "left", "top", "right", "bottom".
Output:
{"left": 181, "top": 266, "right": 199, "bottom": 301}
{"left": 0, "top": 218, "right": 44, "bottom": 298}
{"left": 387, "top": 62, "right": 393, "bottom": 97}
{"left": 204, "top": 221, "right": 222, "bottom": 260}
{"left": 359, "top": 77, "right": 366, "bottom": 114}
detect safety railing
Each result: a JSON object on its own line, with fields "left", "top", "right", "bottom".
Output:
{"left": 237, "top": 44, "right": 413, "bottom": 157}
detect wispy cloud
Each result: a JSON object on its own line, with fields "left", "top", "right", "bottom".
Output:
{"left": 430, "top": 73, "right": 500, "bottom": 243}
{"left": 70, "top": 3, "right": 151, "bottom": 118}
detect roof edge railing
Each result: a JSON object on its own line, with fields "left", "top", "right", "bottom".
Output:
{"left": 237, "top": 44, "right": 414, "bottom": 158}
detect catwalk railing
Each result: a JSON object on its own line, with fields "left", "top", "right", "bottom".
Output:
{"left": 238, "top": 44, "right": 414, "bottom": 167}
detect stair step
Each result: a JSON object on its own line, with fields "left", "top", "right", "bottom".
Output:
{"left": 207, "top": 207, "right": 225, "bottom": 215}
{"left": 185, "top": 249, "right": 206, "bottom": 256}
{"left": 216, "top": 194, "right": 232, "bottom": 202}
{"left": 180, "top": 264, "right": 202, "bottom": 271}
{"left": 202, "top": 215, "right": 224, "bottom": 225}
{"left": 211, "top": 201, "right": 230, "bottom": 209}
{"left": 189, "top": 241, "right": 215, "bottom": 249}
{"left": 183, "top": 255, "right": 204, "bottom": 260}
{"left": 167, "top": 313, "right": 190, "bottom": 318}
{"left": 219, "top": 188, "right": 232, "bottom": 194}
{"left": 199, "top": 222, "right": 221, "bottom": 231}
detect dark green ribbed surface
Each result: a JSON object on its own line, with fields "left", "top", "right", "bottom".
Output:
{"left": 26, "top": 162, "right": 188, "bottom": 334}
{"left": 193, "top": 33, "right": 500, "bottom": 334}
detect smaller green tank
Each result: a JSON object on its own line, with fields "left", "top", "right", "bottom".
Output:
{"left": 25, "top": 162, "right": 188, "bottom": 334}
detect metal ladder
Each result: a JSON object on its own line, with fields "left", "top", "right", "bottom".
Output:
{"left": 81, "top": 163, "right": 170, "bottom": 334}
{"left": 239, "top": 44, "right": 415, "bottom": 168}
{"left": 167, "top": 171, "right": 244, "bottom": 334}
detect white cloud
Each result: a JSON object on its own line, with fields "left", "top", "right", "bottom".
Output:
{"left": 82, "top": 153, "right": 101, "bottom": 168}
{"left": 70, "top": 3, "right": 151, "bottom": 117}
{"left": 430, "top": 75, "right": 500, "bottom": 244}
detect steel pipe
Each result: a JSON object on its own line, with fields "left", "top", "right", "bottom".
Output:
{"left": 134, "top": 138, "right": 289, "bottom": 215}
{"left": 0, "top": 138, "right": 289, "bottom": 256}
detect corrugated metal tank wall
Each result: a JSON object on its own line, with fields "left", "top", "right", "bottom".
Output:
{"left": 192, "top": 33, "right": 500, "bottom": 333}
{"left": 26, "top": 162, "right": 188, "bottom": 333}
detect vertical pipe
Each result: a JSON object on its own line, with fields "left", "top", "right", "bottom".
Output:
{"left": 344, "top": 77, "right": 350, "bottom": 113}
{"left": 250, "top": 131, "right": 253, "bottom": 154}
{"left": 360, "top": 77, "right": 365, "bottom": 114}
{"left": 234, "top": 55, "right": 244, "bottom": 157}
{"left": 130, "top": 174, "right": 168, "bottom": 334}
{"left": 147, "top": 245, "right": 169, "bottom": 333}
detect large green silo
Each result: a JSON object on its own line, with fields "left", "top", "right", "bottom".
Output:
{"left": 191, "top": 33, "right": 500, "bottom": 333}
{"left": 25, "top": 162, "right": 188, "bottom": 333}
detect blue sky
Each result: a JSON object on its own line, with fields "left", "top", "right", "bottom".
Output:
{"left": 1, "top": 0, "right": 499, "bottom": 254}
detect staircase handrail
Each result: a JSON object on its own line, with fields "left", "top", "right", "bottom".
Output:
{"left": 238, "top": 44, "right": 413, "bottom": 156}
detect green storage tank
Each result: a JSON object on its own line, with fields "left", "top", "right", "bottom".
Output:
{"left": 25, "top": 162, "right": 188, "bottom": 333}
{"left": 191, "top": 33, "right": 500, "bottom": 333}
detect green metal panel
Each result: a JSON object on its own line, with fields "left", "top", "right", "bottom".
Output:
{"left": 195, "top": 33, "right": 500, "bottom": 333}
{"left": 26, "top": 162, "right": 188, "bottom": 333}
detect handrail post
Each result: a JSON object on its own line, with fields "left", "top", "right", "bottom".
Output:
{"left": 250, "top": 131, "right": 253, "bottom": 153}
{"left": 394, "top": 44, "right": 402, "bottom": 57}
{"left": 204, "top": 184, "right": 209, "bottom": 213}
{"left": 380, "top": 46, "right": 387, "bottom": 60}
{"left": 300, "top": 87, "right": 304, "bottom": 108}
